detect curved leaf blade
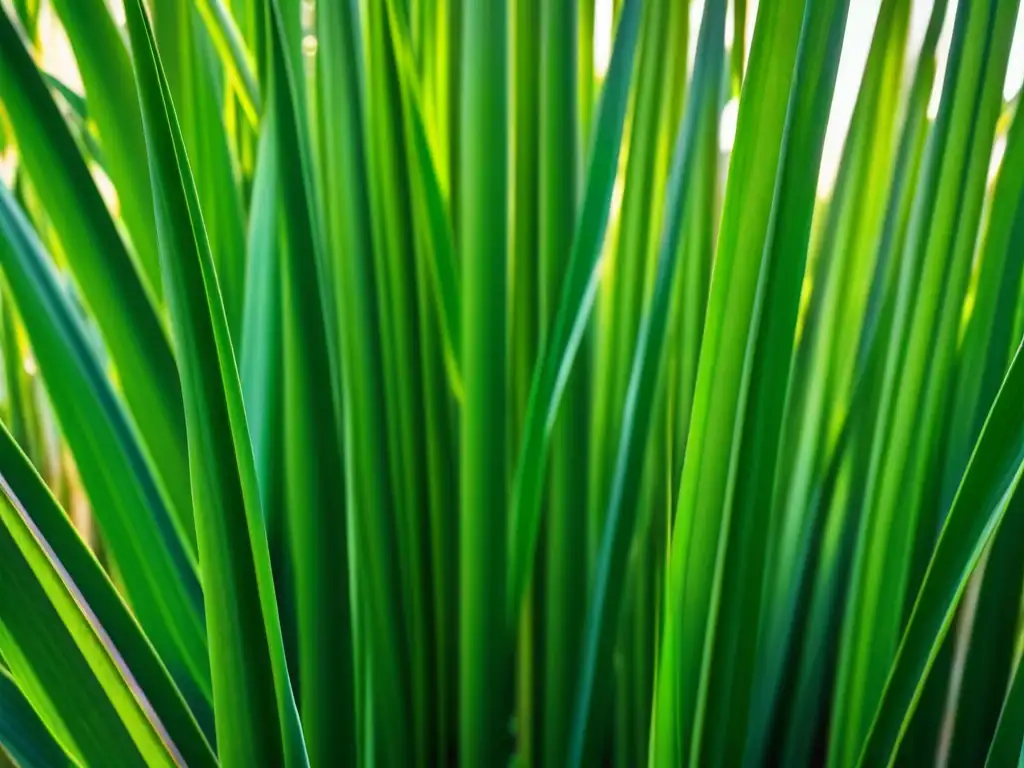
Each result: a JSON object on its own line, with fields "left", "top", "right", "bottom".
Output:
{"left": 0, "top": 6, "right": 193, "bottom": 554}
{"left": 122, "top": 0, "right": 307, "bottom": 763}
{"left": 0, "top": 421, "right": 216, "bottom": 767}
{"left": 46, "top": 0, "right": 161, "bottom": 294}
{"left": 0, "top": 182, "right": 210, "bottom": 713}
{"left": 985, "top": 655, "right": 1024, "bottom": 768}
{"left": 857, "top": 338, "right": 1024, "bottom": 765}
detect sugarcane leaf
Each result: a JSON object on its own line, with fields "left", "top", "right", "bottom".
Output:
{"left": 0, "top": 183, "right": 210, "bottom": 713}
{"left": 385, "top": 13, "right": 461, "bottom": 390}
{"left": 0, "top": 537, "right": 149, "bottom": 768}
{"left": 836, "top": 1, "right": 1020, "bottom": 759}
{"left": 536, "top": 1, "right": 585, "bottom": 765}
{"left": 651, "top": 0, "right": 816, "bottom": 761}
{"left": 121, "top": 0, "right": 307, "bottom": 763}
{"left": 746, "top": 1, "right": 921, "bottom": 758}
{"left": 944, "top": 98, "right": 1024, "bottom": 768}
{"left": 364, "top": 1, "right": 433, "bottom": 761}
{"left": 693, "top": 1, "right": 851, "bottom": 764}
{"left": 0, "top": 421, "right": 216, "bottom": 767}
{"left": 569, "top": 2, "right": 725, "bottom": 763}
{"left": 318, "top": 0, "right": 411, "bottom": 763}
{"left": 40, "top": 73, "right": 86, "bottom": 122}
{"left": 382, "top": 5, "right": 461, "bottom": 759}
{"left": 1, "top": 284, "right": 39, "bottom": 467}
{"left": 152, "top": 0, "right": 248, "bottom": 338}
{"left": 262, "top": 0, "right": 357, "bottom": 761}
{"left": 942, "top": 83, "right": 1024, "bottom": 509}
{"left": 192, "top": 0, "right": 261, "bottom": 125}
{"left": 0, "top": 6, "right": 193, "bottom": 554}
{"left": 857, "top": 335, "right": 1024, "bottom": 765}
{"left": 46, "top": 0, "right": 161, "bottom": 295}
{"left": 238, "top": 98, "right": 285, "bottom": 606}
{"left": 459, "top": 0, "right": 510, "bottom": 763}
{"left": 507, "top": 0, "right": 642, "bottom": 625}
{"left": 38, "top": 73, "right": 106, "bottom": 169}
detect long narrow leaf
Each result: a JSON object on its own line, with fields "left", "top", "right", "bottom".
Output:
{"left": 858, "top": 338, "right": 1024, "bottom": 764}
{"left": 0, "top": 6, "right": 193, "bottom": 553}
{"left": 0, "top": 421, "right": 215, "bottom": 767}
{"left": 121, "top": 0, "right": 306, "bottom": 763}
{"left": 0, "top": 184, "right": 210, "bottom": 712}
{"left": 507, "top": 0, "right": 642, "bottom": 624}
{"left": 571, "top": 3, "right": 725, "bottom": 763}
{"left": 459, "top": 0, "right": 509, "bottom": 763}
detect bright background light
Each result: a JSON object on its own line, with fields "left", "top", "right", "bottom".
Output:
{"left": 11, "top": 0, "right": 1024, "bottom": 201}
{"left": 594, "top": 0, "right": 1024, "bottom": 198}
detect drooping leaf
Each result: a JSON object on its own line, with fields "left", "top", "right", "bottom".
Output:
{"left": 0, "top": 183, "right": 210, "bottom": 711}
{"left": 0, "top": 421, "right": 215, "bottom": 767}
{"left": 0, "top": 6, "right": 193, "bottom": 554}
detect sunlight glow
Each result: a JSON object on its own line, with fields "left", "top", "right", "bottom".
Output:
{"left": 594, "top": 0, "right": 613, "bottom": 79}
{"left": 719, "top": 98, "right": 739, "bottom": 153}
{"left": 817, "top": 0, "right": 883, "bottom": 197}
{"left": 107, "top": 0, "right": 125, "bottom": 28}
{"left": 927, "top": 0, "right": 958, "bottom": 121}
{"left": 989, "top": 134, "right": 1008, "bottom": 187}
{"left": 1006, "top": 2, "right": 1024, "bottom": 99}
{"left": 22, "top": 0, "right": 1024, "bottom": 212}
{"left": 689, "top": 0, "right": 705, "bottom": 74}
{"left": 0, "top": 149, "right": 16, "bottom": 188}
{"left": 39, "top": 1, "right": 82, "bottom": 92}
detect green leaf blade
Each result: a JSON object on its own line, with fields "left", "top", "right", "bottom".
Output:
{"left": 0, "top": 6, "right": 194, "bottom": 555}
{"left": 0, "top": 422, "right": 216, "bottom": 768}
{"left": 459, "top": 0, "right": 509, "bottom": 764}
{"left": 0, "top": 183, "right": 211, "bottom": 713}
{"left": 121, "top": 0, "right": 307, "bottom": 763}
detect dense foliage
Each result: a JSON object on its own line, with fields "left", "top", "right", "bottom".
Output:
{"left": 1, "top": 0, "right": 1024, "bottom": 765}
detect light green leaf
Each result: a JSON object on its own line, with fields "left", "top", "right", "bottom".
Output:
{"left": 47, "top": 0, "right": 161, "bottom": 295}
{"left": 0, "top": 421, "right": 215, "bottom": 767}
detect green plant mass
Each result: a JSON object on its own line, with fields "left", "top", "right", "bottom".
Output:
{"left": 3, "top": 0, "right": 1024, "bottom": 764}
